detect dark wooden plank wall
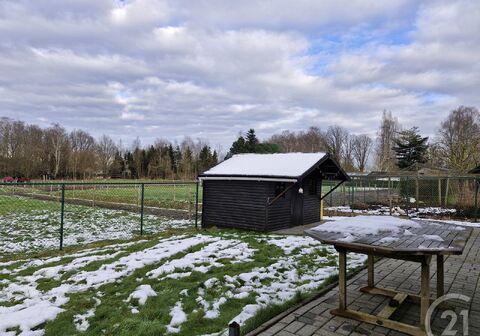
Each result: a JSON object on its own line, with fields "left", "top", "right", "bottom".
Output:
{"left": 302, "top": 178, "right": 321, "bottom": 224}
{"left": 266, "top": 183, "right": 293, "bottom": 231}
{"left": 203, "top": 176, "right": 322, "bottom": 231}
{"left": 202, "top": 180, "right": 268, "bottom": 230}
{"left": 265, "top": 177, "right": 321, "bottom": 230}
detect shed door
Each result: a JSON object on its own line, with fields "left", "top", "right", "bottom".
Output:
{"left": 291, "top": 188, "right": 304, "bottom": 227}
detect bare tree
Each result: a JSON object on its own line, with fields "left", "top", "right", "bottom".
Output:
{"left": 269, "top": 127, "right": 326, "bottom": 153}
{"left": 437, "top": 106, "right": 480, "bottom": 173}
{"left": 96, "top": 135, "right": 117, "bottom": 176}
{"left": 352, "top": 134, "right": 373, "bottom": 172}
{"left": 45, "top": 124, "right": 70, "bottom": 178}
{"left": 324, "top": 125, "right": 349, "bottom": 164}
{"left": 375, "top": 110, "right": 400, "bottom": 171}
{"left": 70, "top": 129, "right": 96, "bottom": 179}
{"left": 269, "top": 130, "right": 297, "bottom": 152}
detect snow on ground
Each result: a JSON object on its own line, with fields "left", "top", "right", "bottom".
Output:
{"left": 325, "top": 205, "right": 457, "bottom": 218}
{"left": 192, "top": 235, "right": 366, "bottom": 329}
{"left": 167, "top": 301, "right": 187, "bottom": 333}
{"left": 147, "top": 240, "right": 255, "bottom": 279}
{"left": 324, "top": 206, "right": 480, "bottom": 228}
{"left": 0, "top": 196, "right": 192, "bottom": 254}
{"left": 0, "top": 235, "right": 214, "bottom": 335}
{"left": 262, "top": 235, "right": 321, "bottom": 254}
{"left": 73, "top": 297, "right": 100, "bottom": 332}
{"left": 9, "top": 216, "right": 473, "bottom": 335}
{"left": 416, "top": 217, "right": 480, "bottom": 228}
{"left": 127, "top": 284, "right": 157, "bottom": 306}
{"left": 0, "top": 232, "right": 366, "bottom": 335}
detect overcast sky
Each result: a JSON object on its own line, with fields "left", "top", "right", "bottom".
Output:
{"left": 0, "top": 0, "right": 479, "bottom": 149}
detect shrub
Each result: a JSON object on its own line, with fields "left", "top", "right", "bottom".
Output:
{"left": 351, "top": 201, "right": 368, "bottom": 210}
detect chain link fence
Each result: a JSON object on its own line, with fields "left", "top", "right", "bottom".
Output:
{"left": 323, "top": 176, "right": 480, "bottom": 220}
{"left": 0, "top": 181, "right": 199, "bottom": 255}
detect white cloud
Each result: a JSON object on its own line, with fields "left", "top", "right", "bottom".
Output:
{"left": 120, "top": 112, "right": 145, "bottom": 121}
{"left": 0, "top": 0, "right": 478, "bottom": 147}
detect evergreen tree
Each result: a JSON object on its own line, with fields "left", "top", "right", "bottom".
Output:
{"left": 245, "top": 129, "right": 259, "bottom": 152}
{"left": 168, "top": 144, "right": 175, "bottom": 173}
{"left": 211, "top": 150, "right": 218, "bottom": 166}
{"left": 393, "top": 127, "right": 429, "bottom": 170}
{"left": 228, "top": 136, "right": 247, "bottom": 156}
{"left": 173, "top": 145, "right": 182, "bottom": 174}
{"left": 227, "top": 129, "right": 279, "bottom": 158}
{"left": 255, "top": 142, "right": 280, "bottom": 153}
{"left": 198, "top": 145, "right": 211, "bottom": 173}
{"left": 124, "top": 151, "right": 135, "bottom": 178}
{"left": 180, "top": 147, "right": 193, "bottom": 179}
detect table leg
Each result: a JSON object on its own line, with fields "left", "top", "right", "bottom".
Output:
{"left": 339, "top": 250, "right": 347, "bottom": 311}
{"left": 420, "top": 256, "right": 431, "bottom": 329}
{"left": 368, "top": 255, "right": 374, "bottom": 287}
{"left": 437, "top": 255, "right": 444, "bottom": 298}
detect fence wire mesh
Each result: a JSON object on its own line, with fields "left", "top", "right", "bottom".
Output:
{"left": 323, "top": 176, "right": 480, "bottom": 220}
{"left": 0, "top": 181, "right": 198, "bottom": 255}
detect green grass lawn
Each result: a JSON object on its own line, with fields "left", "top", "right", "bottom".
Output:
{"left": 0, "top": 183, "right": 201, "bottom": 210}
{"left": 0, "top": 230, "right": 366, "bottom": 335}
{"left": 0, "top": 195, "right": 192, "bottom": 255}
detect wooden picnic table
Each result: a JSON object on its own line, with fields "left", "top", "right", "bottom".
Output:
{"left": 305, "top": 217, "right": 473, "bottom": 336}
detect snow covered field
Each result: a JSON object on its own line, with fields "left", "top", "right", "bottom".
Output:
{"left": 0, "top": 232, "right": 366, "bottom": 336}
{"left": 0, "top": 196, "right": 192, "bottom": 255}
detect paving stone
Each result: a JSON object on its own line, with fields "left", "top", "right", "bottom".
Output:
{"left": 254, "top": 228, "right": 480, "bottom": 336}
{"left": 284, "top": 321, "right": 306, "bottom": 333}
{"left": 296, "top": 324, "right": 319, "bottom": 336}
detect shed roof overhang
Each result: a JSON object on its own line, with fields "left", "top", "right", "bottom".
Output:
{"left": 469, "top": 166, "right": 480, "bottom": 174}
{"left": 198, "top": 153, "right": 350, "bottom": 183}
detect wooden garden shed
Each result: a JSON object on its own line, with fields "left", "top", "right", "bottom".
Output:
{"left": 198, "top": 152, "right": 349, "bottom": 231}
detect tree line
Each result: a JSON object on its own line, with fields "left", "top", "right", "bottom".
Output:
{"left": 0, "top": 118, "right": 218, "bottom": 180}
{"left": 2, "top": 105, "right": 479, "bottom": 179}
{"left": 228, "top": 105, "right": 480, "bottom": 174}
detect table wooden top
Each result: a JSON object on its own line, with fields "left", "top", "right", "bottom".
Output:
{"left": 305, "top": 218, "right": 473, "bottom": 256}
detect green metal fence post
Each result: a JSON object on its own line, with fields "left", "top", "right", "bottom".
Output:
{"left": 195, "top": 180, "right": 199, "bottom": 229}
{"left": 405, "top": 176, "right": 410, "bottom": 216}
{"left": 474, "top": 179, "right": 479, "bottom": 223}
{"left": 388, "top": 177, "right": 392, "bottom": 215}
{"left": 59, "top": 183, "right": 65, "bottom": 250}
{"left": 351, "top": 184, "right": 355, "bottom": 212}
{"left": 140, "top": 183, "right": 145, "bottom": 235}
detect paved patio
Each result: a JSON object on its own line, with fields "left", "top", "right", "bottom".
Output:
{"left": 254, "top": 227, "right": 480, "bottom": 336}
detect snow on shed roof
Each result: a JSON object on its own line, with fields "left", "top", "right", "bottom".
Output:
{"left": 200, "top": 153, "right": 328, "bottom": 180}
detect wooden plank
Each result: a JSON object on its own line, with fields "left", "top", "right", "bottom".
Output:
{"left": 338, "top": 250, "right": 347, "bottom": 310}
{"left": 420, "top": 257, "right": 431, "bottom": 329}
{"left": 367, "top": 255, "right": 374, "bottom": 287}
{"left": 377, "top": 293, "right": 408, "bottom": 319}
{"left": 437, "top": 255, "right": 444, "bottom": 298}
{"left": 331, "top": 309, "right": 426, "bottom": 336}
{"left": 360, "top": 286, "right": 448, "bottom": 307}
{"left": 360, "top": 286, "right": 398, "bottom": 298}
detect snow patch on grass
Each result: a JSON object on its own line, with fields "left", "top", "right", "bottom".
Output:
{"left": 127, "top": 284, "right": 157, "bottom": 306}
{"left": 147, "top": 240, "right": 254, "bottom": 279}
{"left": 73, "top": 297, "right": 100, "bottom": 332}
{"left": 167, "top": 301, "right": 187, "bottom": 334}
{"left": 0, "top": 235, "right": 214, "bottom": 335}
{"left": 0, "top": 196, "right": 192, "bottom": 255}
